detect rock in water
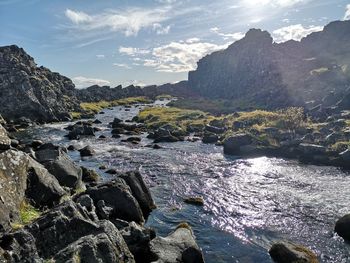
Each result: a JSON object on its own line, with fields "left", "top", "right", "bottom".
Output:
{"left": 223, "top": 133, "right": 253, "bottom": 155}
{"left": 269, "top": 242, "right": 319, "bottom": 263}
{"left": 335, "top": 214, "right": 350, "bottom": 241}
{"left": 150, "top": 223, "right": 204, "bottom": 263}
{"left": 0, "top": 45, "right": 81, "bottom": 122}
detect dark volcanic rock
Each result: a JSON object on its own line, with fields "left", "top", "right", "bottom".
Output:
{"left": 335, "top": 214, "right": 350, "bottom": 241}
{"left": 0, "top": 45, "right": 81, "bottom": 122}
{"left": 79, "top": 145, "right": 95, "bottom": 157}
{"left": 223, "top": 133, "right": 253, "bottom": 155}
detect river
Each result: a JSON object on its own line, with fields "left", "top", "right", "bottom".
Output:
{"left": 17, "top": 100, "right": 350, "bottom": 263}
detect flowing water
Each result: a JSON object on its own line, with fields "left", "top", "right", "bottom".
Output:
{"left": 17, "top": 100, "right": 350, "bottom": 263}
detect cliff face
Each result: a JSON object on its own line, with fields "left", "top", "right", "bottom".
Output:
{"left": 0, "top": 45, "right": 81, "bottom": 122}
{"left": 188, "top": 20, "right": 350, "bottom": 110}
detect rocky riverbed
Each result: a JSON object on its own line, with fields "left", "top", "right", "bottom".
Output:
{"left": 0, "top": 100, "right": 348, "bottom": 262}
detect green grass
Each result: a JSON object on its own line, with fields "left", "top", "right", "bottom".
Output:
{"left": 71, "top": 97, "right": 152, "bottom": 119}
{"left": 137, "top": 106, "right": 216, "bottom": 130}
{"left": 155, "top": 94, "right": 174, "bottom": 99}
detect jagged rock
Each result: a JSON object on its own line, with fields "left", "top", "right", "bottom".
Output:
{"left": 0, "top": 124, "right": 11, "bottom": 151}
{"left": 269, "top": 242, "right": 319, "bottom": 263}
{"left": 0, "top": 150, "right": 65, "bottom": 232}
{"left": 223, "top": 134, "right": 253, "bottom": 155}
{"left": 86, "top": 179, "right": 145, "bottom": 224}
{"left": 121, "top": 222, "right": 156, "bottom": 263}
{"left": 0, "top": 201, "right": 135, "bottom": 263}
{"left": 35, "top": 143, "right": 83, "bottom": 189}
{"left": 119, "top": 171, "right": 156, "bottom": 219}
{"left": 79, "top": 145, "right": 95, "bottom": 157}
{"left": 150, "top": 224, "right": 204, "bottom": 263}
{"left": 0, "top": 45, "right": 81, "bottom": 122}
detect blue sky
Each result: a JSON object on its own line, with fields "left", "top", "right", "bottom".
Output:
{"left": 0, "top": 0, "right": 349, "bottom": 88}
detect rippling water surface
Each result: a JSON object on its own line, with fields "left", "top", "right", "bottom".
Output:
{"left": 18, "top": 101, "right": 350, "bottom": 262}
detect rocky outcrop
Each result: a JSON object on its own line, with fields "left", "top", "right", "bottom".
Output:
{"left": 223, "top": 133, "right": 253, "bottom": 155}
{"left": 335, "top": 214, "right": 350, "bottom": 241}
{"left": 0, "top": 200, "right": 135, "bottom": 263}
{"left": 188, "top": 20, "right": 350, "bottom": 111}
{"left": 0, "top": 45, "right": 81, "bottom": 122}
{"left": 0, "top": 149, "right": 66, "bottom": 232}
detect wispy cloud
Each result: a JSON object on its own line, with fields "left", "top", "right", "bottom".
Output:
{"left": 241, "top": 0, "right": 309, "bottom": 8}
{"left": 73, "top": 76, "right": 110, "bottom": 89}
{"left": 113, "top": 63, "right": 132, "bottom": 69}
{"left": 344, "top": 4, "right": 350, "bottom": 20}
{"left": 272, "top": 24, "right": 323, "bottom": 43}
{"left": 96, "top": 54, "right": 105, "bottom": 59}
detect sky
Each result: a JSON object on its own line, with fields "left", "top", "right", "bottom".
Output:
{"left": 0, "top": 0, "right": 349, "bottom": 89}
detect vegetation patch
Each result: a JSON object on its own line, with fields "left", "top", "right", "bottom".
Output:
{"left": 11, "top": 200, "right": 41, "bottom": 229}
{"left": 71, "top": 97, "right": 152, "bottom": 118}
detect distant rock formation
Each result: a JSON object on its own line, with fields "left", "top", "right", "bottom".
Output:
{"left": 0, "top": 45, "right": 81, "bottom": 122}
{"left": 75, "top": 81, "right": 193, "bottom": 103}
{"left": 188, "top": 20, "right": 350, "bottom": 110}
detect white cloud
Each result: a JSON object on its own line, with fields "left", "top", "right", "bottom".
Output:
{"left": 152, "top": 23, "right": 171, "bottom": 35}
{"left": 344, "top": 4, "right": 350, "bottom": 20}
{"left": 73, "top": 76, "right": 110, "bottom": 89}
{"left": 96, "top": 54, "right": 105, "bottom": 59}
{"left": 272, "top": 24, "right": 323, "bottom": 43}
{"left": 113, "top": 63, "right": 132, "bottom": 69}
{"left": 242, "top": 0, "right": 308, "bottom": 7}
{"left": 210, "top": 27, "right": 245, "bottom": 41}
{"left": 145, "top": 38, "right": 229, "bottom": 73}
{"left": 64, "top": 7, "right": 172, "bottom": 36}
{"left": 119, "top": 46, "right": 150, "bottom": 56}
{"left": 65, "top": 9, "right": 92, "bottom": 24}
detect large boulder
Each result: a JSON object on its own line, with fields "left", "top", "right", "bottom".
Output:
{"left": 66, "top": 123, "right": 95, "bottom": 140}
{"left": 35, "top": 143, "right": 83, "bottom": 190}
{"left": 0, "top": 124, "right": 11, "bottom": 151}
{"left": 0, "top": 45, "right": 81, "bottom": 122}
{"left": 119, "top": 171, "right": 156, "bottom": 219}
{"left": 0, "top": 200, "right": 135, "bottom": 262}
{"left": 85, "top": 179, "right": 145, "bottom": 224}
{"left": 0, "top": 150, "right": 65, "bottom": 232}
{"left": 223, "top": 133, "right": 253, "bottom": 155}
{"left": 150, "top": 224, "right": 204, "bottom": 263}
{"left": 269, "top": 242, "right": 318, "bottom": 263}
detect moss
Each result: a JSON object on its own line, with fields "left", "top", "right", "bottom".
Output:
{"left": 184, "top": 196, "right": 204, "bottom": 206}
{"left": 294, "top": 245, "right": 319, "bottom": 263}
{"left": 11, "top": 200, "right": 41, "bottom": 229}
{"left": 155, "top": 94, "right": 174, "bottom": 99}
{"left": 70, "top": 112, "right": 82, "bottom": 119}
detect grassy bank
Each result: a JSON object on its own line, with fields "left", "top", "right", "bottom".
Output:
{"left": 71, "top": 96, "right": 152, "bottom": 119}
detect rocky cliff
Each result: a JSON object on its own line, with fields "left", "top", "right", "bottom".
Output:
{"left": 188, "top": 20, "right": 350, "bottom": 110}
{"left": 0, "top": 45, "right": 81, "bottom": 123}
